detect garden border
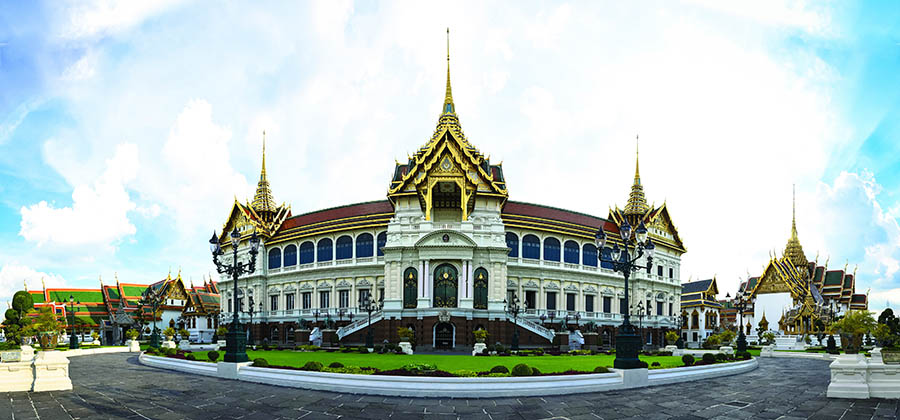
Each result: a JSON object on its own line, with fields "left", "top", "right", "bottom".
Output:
{"left": 138, "top": 353, "right": 758, "bottom": 398}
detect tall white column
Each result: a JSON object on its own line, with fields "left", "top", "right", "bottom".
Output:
{"left": 424, "top": 260, "right": 431, "bottom": 301}
{"left": 467, "top": 260, "right": 474, "bottom": 298}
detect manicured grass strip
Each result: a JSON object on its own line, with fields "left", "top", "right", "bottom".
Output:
{"left": 186, "top": 350, "right": 686, "bottom": 371}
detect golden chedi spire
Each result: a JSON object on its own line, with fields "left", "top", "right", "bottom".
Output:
{"left": 252, "top": 130, "right": 277, "bottom": 215}
{"left": 435, "top": 27, "right": 465, "bottom": 138}
{"left": 443, "top": 27, "right": 454, "bottom": 115}
{"left": 624, "top": 135, "right": 650, "bottom": 218}
{"left": 784, "top": 184, "right": 808, "bottom": 269}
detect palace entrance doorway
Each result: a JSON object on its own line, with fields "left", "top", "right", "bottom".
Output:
{"left": 434, "top": 322, "right": 455, "bottom": 349}
{"left": 433, "top": 263, "right": 458, "bottom": 308}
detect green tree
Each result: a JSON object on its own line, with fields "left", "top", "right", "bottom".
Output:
{"left": 2, "top": 290, "right": 35, "bottom": 345}
{"left": 31, "top": 307, "right": 62, "bottom": 349}
{"left": 832, "top": 310, "right": 877, "bottom": 354}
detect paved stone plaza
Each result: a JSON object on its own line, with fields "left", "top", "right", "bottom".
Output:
{"left": 1, "top": 354, "right": 897, "bottom": 420}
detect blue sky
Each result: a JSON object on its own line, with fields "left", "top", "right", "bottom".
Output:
{"left": 1, "top": 1, "right": 898, "bottom": 311}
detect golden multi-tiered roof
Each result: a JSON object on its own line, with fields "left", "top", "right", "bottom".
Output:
{"left": 387, "top": 29, "right": 508, "bottom": 220}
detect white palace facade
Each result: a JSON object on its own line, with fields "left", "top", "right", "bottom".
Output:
{"left": 215, "top": 47, "right": 687, "bottom": 350}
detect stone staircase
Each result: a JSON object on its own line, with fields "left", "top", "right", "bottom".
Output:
{"left": 509, "top": 313, "right": 555, "bottom": 342}
{"left": 336, "top": 311, "right": 383, "bottom": 341}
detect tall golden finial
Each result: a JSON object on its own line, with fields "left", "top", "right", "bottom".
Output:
{"left": 41, "top": 277, "right": 45, "bottom": 291}
{"left": 791, "top": 184, "right": 798, "bottom": 239}
{"left": 252, "top": 130, "right": 276, "bottom": 214}
{"left": 23, "top": 279, "right": 27, "bottom": 291}
{"left": 443, "top": 27, "right": 455, "bottom": 115}
{"left": 624, "top": 134, "right": 649, "bottom": 218}
{"left": 262, "top": 130, "right": 267, "bottom": 179}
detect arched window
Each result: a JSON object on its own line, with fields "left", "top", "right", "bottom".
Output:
{"left": 336, "top": 235, "right": 353, "bottom": 260}
{"left": 506, "top": 232, "right": 519, "bottom": 257}
{"left": 299, "top": 241, "right": 314, "bottom": 264}
{"left": 268, "top": 247, "right": 281, "bottom": 269}
{"left": 271, "top": 327, "right": 279, "bottom": 341}
{"left": 356, "top": 233, "right": 374, "bottom": 258}
{"left": 543, "top": 237, "right": 560, "bottom": 261}
{"left": 403, "top": 267, "right": 417, "bottom": 309}
{"left": 376, "top": 231, "right": 387, "bottom": 256}
{"left": 600, "top": 247, "right": 614, "bottom": 269}
{"left": 283, "top": 244, "right": 297, "bottom": 267}
{"left": 563, "top": 240, "right": 579, "bottom": 264}
{"left": 317, "top": 238, "right": 333, "bottom": 262}
{"left": 582, "top": 244, "right": 598, "bottom": 267}
{"left": 473, "top": 267, "right": 488, "bottom": 309}
{"left": 522, "top": 234, "right": 540, "bottom": 259}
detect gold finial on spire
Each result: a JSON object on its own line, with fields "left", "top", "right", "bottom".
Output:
{"left": 784, "top": 184, "right": 808, "bottom": 269}
{"left": 252, "top": 130, "right": 277, "bottom": 214}
{"left": 443, "top": 27, "right": 455, "bottom": 115}
{"left": 24, "top": 279, "right": 27, "bottom": 291}
{"left": 624, "top": 134, "right": 649, "bottom": 218}
{"left": 41, "top": 277, "right": 45, "bottom": 291}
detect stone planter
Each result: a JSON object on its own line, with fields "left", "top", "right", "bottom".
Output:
{"left": 399, "top": 341, "right": 413, "bottom": 355}
{"left": 472, "top": 342, "right": 487, "bottom": 356}
{"left": 32, "top": 350, "right": 72, "bottom": 392}
{"left": 827, "top": 353, "right": 869, "bottom": 398}
{"left": 178, "top": 340, "right": 191, "bottom": 350}
{"left": 126, "top": 340, "right": 141, "bottom": 352}
{"left": 881, "top": 348, "right": 900, "bottom": 364}
{"left": 162, "top": 340, "right": 177, "bottom": 349}
{"left": 718, "top": 346, "right": 734, "bottom": 355}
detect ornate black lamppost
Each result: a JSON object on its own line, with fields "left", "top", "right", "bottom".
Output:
{"left": 313, "top": 309, "right": 321, "bottom": 328}
{"left": 360, "top": 293, "right": 382, "bottom": 348}
{"left": 67, "top": 295, "right": 80, "bottom": 349}
{"left": 548, "top": 311, "right": 556, "bottom": 330}
{"left": 673, "top": 314, "right": 685, "bottom": 348}
{"left": 596, "top": 220, "right": 654, "bottom": 369}
{"left": 503, "top": 293, "right": 522, "bottom": 350}
{"left": 209, "top": 227, "right": 260, "bottom": 363}
{"left": 573, "top": 313, "right": 581, "bottom": 330}
{"left": 826, "top": 300, "right": 837, "bottom": 354}
{"left": 139, "top": 286, "right": 164, "bottom": 349}
{"left": 244, "top": 295, "right": 256, "bottom": 346}
{"left": 727, "top": 292, "right": 748, "bottom": 353}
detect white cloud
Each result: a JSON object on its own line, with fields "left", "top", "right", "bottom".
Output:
{"left": 61, "top": 51, "right": 97, "bottom": 81}
{"left": 19, "top": 143, "right": 138, "bottom": 248}
{"left": 57, "top": 0, "right": 184, "bottom": 40}
{"left": 0, "top": 264, "right": 67, "bottom": 308}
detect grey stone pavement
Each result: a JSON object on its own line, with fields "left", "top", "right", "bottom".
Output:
{"left": 1, "top": 353, "right": 898, "bottom": 420}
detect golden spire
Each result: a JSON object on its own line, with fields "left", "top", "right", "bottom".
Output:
{"left": 251, "top": 130, "right": 277, "bottom": 214}
{"left": 784, "top": 184, "right": 808, "bottom": 269}
{"left": 624, "top": 135, "right": 649, "bottom": 217}
{"left": 443, "top": 28, "right": 455, "bottom": 115}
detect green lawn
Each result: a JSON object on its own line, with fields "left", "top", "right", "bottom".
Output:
{"left": 185, "top": 350, "right": 687, "bottom": 372}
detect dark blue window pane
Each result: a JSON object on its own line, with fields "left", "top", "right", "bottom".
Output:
{"left": 582, "top": 244, "right": 598, "bottom": 267}
{"left": 376, "top": 232, "right": 387, "bottom": 256}
{"left": 600, "top": 247, "right": 614, "bottom": 269}
{"left": 336, "top": 235, "right": 353, "bottom": 260}
{"left": 543, "top": 238, "right": 560, "bottom": 261}
{"left": 355, "top": 233, "right": 374, "bottom": 258}
{"left": 299, "top": 241, "right": 314, "bottom": 264}
{"left": 564, "top": 240, "right": 579, "bottom": 264}
{"left": 506, "top": 232, "right": 519, "bottom": 257}
{"left": 317, "top": 239, "right": 333, "bottom": 262}
{"left": 522, "top": 234, "right": 540, "bottom": 259}
{"left": 283, "top": 245, "right": 297, "bottom": 267}
{"left": 268, "top": 247, "right": 282, "bottom": 269}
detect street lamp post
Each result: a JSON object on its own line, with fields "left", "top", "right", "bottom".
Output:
{"left": 634, "top": 301, "right": 646, "bottom": 349}
{"left": 68, "top": 295, "right": 80, "bottom": 349}
{"left": 596, "top": 220, "right": 655, "bottom": 369}
{"left": 503, "top": 294, "right": 522, "bottom": 350}
{"left": 139, "top": 287, "right": 163, "bottom": 349}
{"left": 728, "top": 292, "right": 748, "bottom": 353}
{"left": 539, "top": 313, "right": 547, "bottom": 328}
{"left": 673, "top": 315, "right": 685, "bottom": 349}
{"left": 826, "top": 300, "right": 837, "bottom": 353}
{"left": 359, "top": 294, "right": 383, "bottom": 349}
{"left": 245, "top": 295, "right": 256, "bottom": 346}
{"left": 210, "top": 227, "right": 260, "bottom": 363}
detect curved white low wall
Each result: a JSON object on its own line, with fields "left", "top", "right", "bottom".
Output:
{"left": 139, "top": 353, "right": 758, "bottom": 398}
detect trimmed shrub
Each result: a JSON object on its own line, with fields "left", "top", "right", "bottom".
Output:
{"left": 164, "top": 348, "right": 177, "bottom": 357}
{"left": 185, "top": 353, "right": 196, "bottom": 361}
{"left": 340, "top": 347, "right": 352, "bottom": 353}
{"left": 253, "top": 358, "right": 269, "bottom": 367}
{"left": 638, "top": 361, "right": 649, "bottom": 368}
{"left": 490, "top": 365, "right": 509, "bottom": 374}
{"left": 207, "top": 350, "right": 220, "bottom": 362}
{"left": 682, "top": 354, "right": 695, "bottom": 366}
{"left": 329, "top": 362, "right": 344, "bottom": 368}
{"left": 261, "top": 343, "right": 270, "bottom": 351}
{"left": 736, "top": 351, "right": 752, "bottom": 360}
{"left": 511, "top": 364, "right": 533, "bottom": 377}
{"left": 373, "top": 345, "right": 383, "bottom": 353}
{"left": 358, "top": 346, "right": 369, "bottom": 354}
{"left": 530, "top": 367, "right": 541, "bottom": 375}
{"left": 702, "top": 353, "right": 716, "bottom": 364}
{"left": 650, "top": 361, "right": 660, "bottom": 367}
{"left": 715, "top": 353, "right": 727, "bottom": 361}
{"left": 593, "top": 366, "right": 610, "bottom": 373}
{"left": 302, "top": 361, "right": 323, "bottom": 371}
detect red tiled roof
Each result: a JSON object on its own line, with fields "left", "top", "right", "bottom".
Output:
{"left": 502, "top": 201, "right": 616, "bottom": 232}
{"left": 279, "top": 201, "right": 394, "bottom": 231}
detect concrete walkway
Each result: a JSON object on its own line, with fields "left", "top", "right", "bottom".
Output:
{"left": 1, "top": 353, "right": 897, "bottom": 419}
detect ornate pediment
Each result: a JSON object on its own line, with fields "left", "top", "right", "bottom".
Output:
{"left": 524, "top": 280, "right": 539, "bottom": 289}
{"left": 584, "top": 285, "right": 597, "bottom": 293}
{"left": 300, "top": 283, "right": 313, "bottom": 290}
{"left": 415, "top": 230, "right": 477, "bottom": 248}
{"left": 565, "top": 284, "right": 578, "bottom": 291}
{"left": 545, "top": 282, "right": 559, "bottom": 290}
{"left": 317, "top": 280, "right": 331, "bottom": 288}
{"left": 336, "top": 280, "right": 352, "bottom": 289}
{"left": 284, "top": 284, "right": 296, "bottom": 292}
{"left": 507, "top": 279, "right": 517, "bottom": 288}
{"left": 268, "top": 286, "right": 281, "bottom": 294}
{"left": 357, "top": 278, "right": 372, "bottom": 287}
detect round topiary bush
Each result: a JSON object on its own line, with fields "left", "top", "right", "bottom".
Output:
{"left": 329, "top": 362, "right": 344, "bottom": 368}
{"left": 186, "top": 353, "right": 196, "bottom": 361}
{"left": 702, "top": 353, "right": 716, "bottom": 363}
{"left": 638, "top": 361, "right": 649, "bottom": 368}
{"left": 253, "top": 358, "right": 269, "bottom": 367}
{"left": 511, "top": 363, "right": 533, "bottom": 377}
{"left": 207, "top": 350, "right": 220, "bottom": 362}
{"left": 715, "top": 353, "right": 727, "bottom": 361}
{"left": 651, "top": 361, "right": 660, "bottom": 367}
{"left": 490, "top": 365, "right": 509, "bottom": 374}
{"left": 682, "top": 354, "right": 695, "bottom": 366}
{"left": 593, "top": 366, "right": 610, "bottom": 373}
{"left": 530, "top": 367, "right": 541, "bottom": 375}
{"left": 358, "top": 346, "right": 368, "bottom": 354}
{"left": 302, "top": 361, "right": 323, "bottom": 371}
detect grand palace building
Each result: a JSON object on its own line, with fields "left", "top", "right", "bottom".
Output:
{"left": 215, "top": 47, "right": 687, "bottom": 350}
